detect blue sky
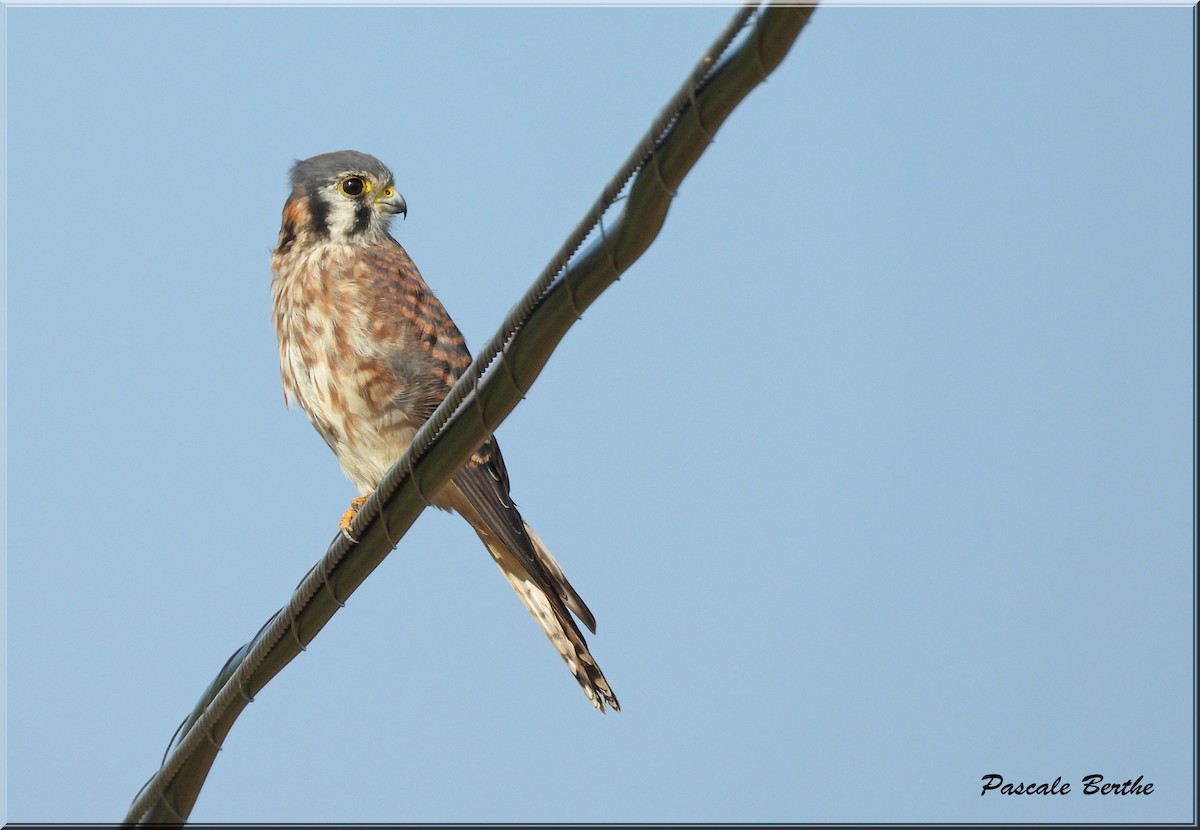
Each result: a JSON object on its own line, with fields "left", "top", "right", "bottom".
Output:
{"left": 3, "top": 3, "right": 1194, "bottom": 824}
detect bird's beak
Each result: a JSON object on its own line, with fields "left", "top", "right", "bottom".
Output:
{"left": 376, "top": 189, "right": 407, "bottom": 219}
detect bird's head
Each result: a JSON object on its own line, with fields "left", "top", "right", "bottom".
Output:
{"left": 283, "top": 150, "right": 407, "bottom": 247}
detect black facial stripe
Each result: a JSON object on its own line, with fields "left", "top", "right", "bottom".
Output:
{"left": 307, "top": 193, "right": 331, "bottom": 238}
{"left": 351, "top": 204, "right": 372, "bottom": 236}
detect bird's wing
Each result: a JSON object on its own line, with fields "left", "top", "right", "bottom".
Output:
{"left": 360, "top": 239, "right": 616, "bottom": 710}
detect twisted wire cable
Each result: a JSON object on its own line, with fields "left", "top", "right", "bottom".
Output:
{"left": 124, "top": 4, "right": 815, "bottom": 823}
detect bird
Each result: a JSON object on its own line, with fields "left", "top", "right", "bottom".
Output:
{"left": 270, "top": 150, "right": 619, "bottom": 712}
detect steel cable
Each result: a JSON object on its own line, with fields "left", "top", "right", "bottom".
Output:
{"left": 124, "top": 4, "right": 815, "bottom": 823}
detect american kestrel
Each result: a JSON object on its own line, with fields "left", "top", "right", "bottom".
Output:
{"left": 270, "top": 150, "right": 618, "bottom": 711}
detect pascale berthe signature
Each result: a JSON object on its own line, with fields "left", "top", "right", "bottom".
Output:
{"left": 980, "top": 774, "right": 1153, "bottom": 796}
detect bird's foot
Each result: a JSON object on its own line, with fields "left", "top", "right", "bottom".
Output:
{"left": 339, "top": 494, "right": 370, "bottom": 542}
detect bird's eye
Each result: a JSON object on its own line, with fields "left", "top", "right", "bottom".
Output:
{"left": 338, "top": 176, "right": 371, "bottom": 198}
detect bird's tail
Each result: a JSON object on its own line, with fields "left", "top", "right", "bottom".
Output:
{"left": 438, "top": 474, "right": 619, "bottom": 712}
{"left": 482, "top": 525, "right": 620, "bottom": 712}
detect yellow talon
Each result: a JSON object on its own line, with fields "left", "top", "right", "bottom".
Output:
{"left": 339, "top": 494, "right": 370, "bottom": 533}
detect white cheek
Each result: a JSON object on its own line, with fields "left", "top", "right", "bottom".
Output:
{"left": 325, "top": 200, "right": 361, "bottom": 238}
{"left": 322, "top": 198, "right": 390, "bottom": 243}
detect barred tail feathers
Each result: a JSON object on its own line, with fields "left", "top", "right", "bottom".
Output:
{"left": 438, "top": 471, "right": 619, "bottom": 712}
{"left": 483, "top": 535, "right": 620, "bottom": 712}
